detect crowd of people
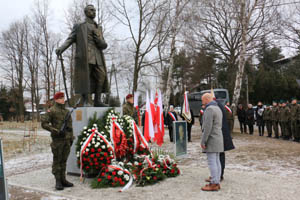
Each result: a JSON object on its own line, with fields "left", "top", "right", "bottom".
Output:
{"left": 236, "top": 99, "right": 300, "bottom": 142}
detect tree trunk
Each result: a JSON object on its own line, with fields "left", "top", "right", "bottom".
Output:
{"left": 232, "top": 0, "right": 247, "bottom": 115}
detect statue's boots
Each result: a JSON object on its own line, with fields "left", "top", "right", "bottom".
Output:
{"left": 94, "top": 93, "right": 108, "bottom": 107}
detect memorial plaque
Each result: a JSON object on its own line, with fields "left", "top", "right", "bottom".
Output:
{"left": 173, "top": 121, "right": 187, "bottom": 157}
{"left": 76, "top": 110, "right": 82, "bottom": 121}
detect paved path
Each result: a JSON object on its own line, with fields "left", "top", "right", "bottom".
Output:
{"left": 8, "top": 166, "right": 300, "bottom": 200}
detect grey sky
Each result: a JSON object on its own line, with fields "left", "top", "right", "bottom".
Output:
{"left": 0, "top": 0, "right": 72, "bottom": 32}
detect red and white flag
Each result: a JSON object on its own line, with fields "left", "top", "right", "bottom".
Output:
{"left": 153, "top": 90, "right": 164, "bottom": 146}
{"left": 225, "top": 105, "right": 232, "bottom": 113}
{"left": 144, "top": 91, "right": 154, "bottom": 141}
{"left": 181, "top": 91, "right": 192, "bottom": 123}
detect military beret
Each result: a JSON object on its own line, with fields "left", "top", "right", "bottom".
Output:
{"left": 54, "top": 92, "right": 64, "bottom": 100}
{"left": 126, "top": 94, "right": 133, "bottom": 99}
{"left": 266, "top": 104, "right": 270, "bottom": 107}
{"left": 291, "top": 97, "right": 297, "bottom": 101}
{"left": 279, "top": 100, "right": 284, "bottom": 104}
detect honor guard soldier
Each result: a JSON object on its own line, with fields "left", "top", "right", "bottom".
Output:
{"left": 263, "top": 104, "right": 272, "bottom": 137}
{"left": 290, "top": 98, "right": 300, "bottom": 142}
{"left": 122, "top": 94, "right": 138, "bottom": 124}
{"left": 41, "top": 92, "right": 74, "bottom": 190}
{"left": 271, "top": 101, "right": 280, "bottom": 139}
{"left": 281, "top": 101, "right": 291, "bottom": 140}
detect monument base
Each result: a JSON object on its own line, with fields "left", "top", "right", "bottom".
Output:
{"left": 67, "top": 107, "right": 121, "bottom": 175}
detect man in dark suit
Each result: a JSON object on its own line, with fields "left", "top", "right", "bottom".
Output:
{"left": 166, "top": 105, "right": 177, "bottom": 142}
{"left": 180, "top": 109, "right": 194, "bottom": 142}
{"left": 56, "top": 4, "right": 108, "bottom": 107}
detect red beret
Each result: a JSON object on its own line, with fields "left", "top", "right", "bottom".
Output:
{"left": 126, "top": 94, "right": 133, "bottom": 99}
{"left": 54, "top": 92, "right": 64, "bottom": 100}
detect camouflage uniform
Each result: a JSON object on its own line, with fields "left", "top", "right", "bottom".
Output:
{"left": 122, "top": 102, "right": 138, "bottom": 124}
{"left": 271, "top": 105, "right": 279, "bottom": 138}
{"left": 263, "top": 107, "right": 272, "bottom": 137}
{"left": 41, "top": 102, "right": 74, "bottom": 188}
{"left": 278, "top": 105, "right": 284, "bottom": 138}
{"left": 280, "top": 105, "right": 291, "bottom": 140}
{"left": 290, "top": 103, "right": 300, "bottom": 141}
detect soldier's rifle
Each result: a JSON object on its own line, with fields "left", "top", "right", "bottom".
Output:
{"left": 59, "top": 98, "right": 81, "bottom": 135}
{"left": 58, "top": 55, "right": 71, "bottom": 106}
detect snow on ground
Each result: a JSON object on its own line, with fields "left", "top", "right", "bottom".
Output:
{"left": 5, "top": 152, "right": 52, "bottom": 176}
{"left": 3, "top": 121, "right": 300, "bottom": 199}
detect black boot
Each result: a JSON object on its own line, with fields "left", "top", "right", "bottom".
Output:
{"left": 62, "top": 179, "right": 74, "bottom": 187}
{"left": 55, "top": 179, "right": 64, "bottom": 190}
{"left": 61, "top": 173, "right": 74, "bottom": 187}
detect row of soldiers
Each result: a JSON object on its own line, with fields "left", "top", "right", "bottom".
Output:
{"left": 237, "top": 98, "right": 300, "bottom": 142}
{"left": 263, "top": 98, "right": 300, "bottom": 142}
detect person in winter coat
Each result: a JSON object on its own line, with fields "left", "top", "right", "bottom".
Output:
{"left": 199, "top": 104, "right": 205, "bottom": 127}
{"left": 246, "top": 104, "right": 255, "bottom": 135}
{"left": 201, "top": 93, "right": 223, "bottom": 192}
{"left": 214, "top": 100, "right": 235, "bottom": 182}
{"left": 237, "top": 104, "right": 247, "bottom": 134}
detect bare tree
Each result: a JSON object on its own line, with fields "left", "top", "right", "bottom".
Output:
{"left": 0, "top": 19, "right": 28, "bottom": 121}
{"left": 110, "top": 0, "right": 169, "bottom": 93}
{"left": 161, "top": 0, "right": 190, "bottom": 108}
{"left": 188, "top": 0, "right": 280, "bottom": 111}
{"left": 23, "top": 17, "right": 42, "bottom": 121}
{"left": 33, "top": 0, "right": 61, "bottom": 102}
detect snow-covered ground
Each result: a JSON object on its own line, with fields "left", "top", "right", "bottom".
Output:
{"left": 2, "top": 121, "right": 300, "bottom": 200}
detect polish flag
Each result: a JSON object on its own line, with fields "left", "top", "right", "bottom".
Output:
{"left": 144, "top": 91, "right": 154, "bottom": 141}
{"left": 153, "top": 90, "right": 164, "bottom": 146}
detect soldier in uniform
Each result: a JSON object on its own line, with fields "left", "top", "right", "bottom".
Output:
{"left": 271, "top": 101, "right": 280, "bottom": 139}
{"left": 225, "top": 102, "right": 234, "bottom": 133}
{"left": 122, "top": 94, "right": 138, "bottom": 123}
{"left": 41, "top": 92, "right": 74, "bottom": 190}
{"left": 290, "top": 98, "right": 300, "bottom": 142}
{"left": 56, "top": 5, "right": 109, "bottom": 107}
{"left": 263, "top": 104, "right": 272, "bottom": 137}
{"left": 278, "top": 101, "right": 284, "bottom": 138}
{"left": 281, "top": 101, "right": 291, "bottom": 140}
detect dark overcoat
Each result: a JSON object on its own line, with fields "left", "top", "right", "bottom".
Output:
{"left": 216, "top": 100, "right": 235, "bottom": 151}
{"left": 59, "top": 21, "right": 109, "bottom": 94}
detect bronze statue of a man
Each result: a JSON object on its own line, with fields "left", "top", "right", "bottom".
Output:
{"left": 56, "top": 4, "right": 109, "bottom": 107}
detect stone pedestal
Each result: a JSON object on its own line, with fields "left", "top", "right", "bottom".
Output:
{"left": 67, "top": 107, "right": 121, "bottom": 175}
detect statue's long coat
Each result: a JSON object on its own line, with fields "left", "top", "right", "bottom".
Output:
{"left": 59, "top": 21, "right": 109, "bottom": 94}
